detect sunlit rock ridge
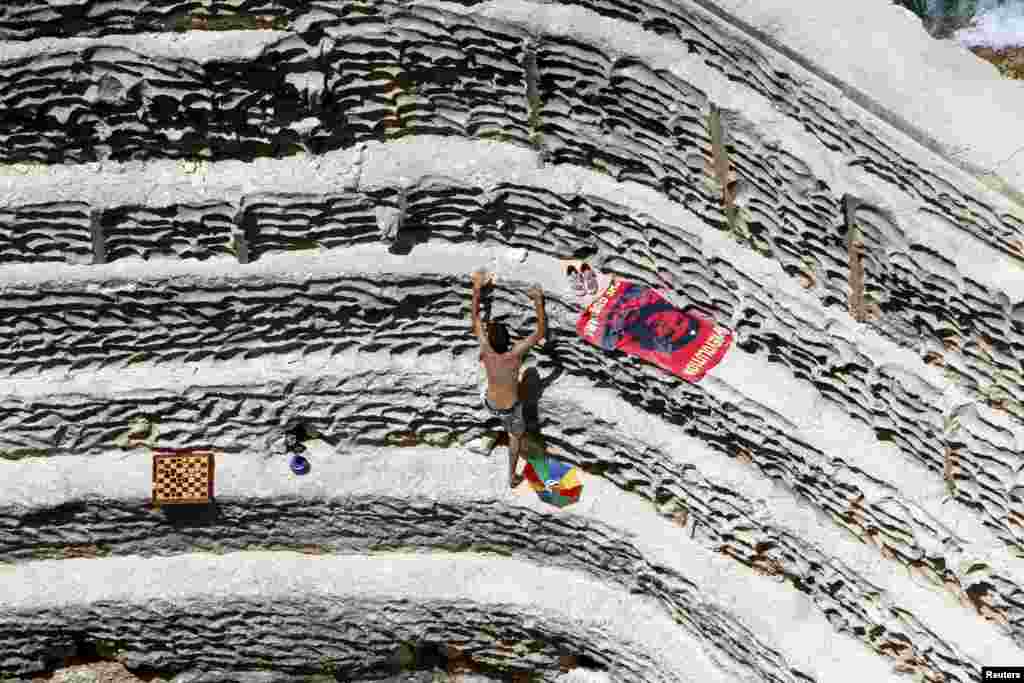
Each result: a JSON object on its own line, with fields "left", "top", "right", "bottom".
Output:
{"left": 1, "top": 1, "right": 1022, "bottom": 682}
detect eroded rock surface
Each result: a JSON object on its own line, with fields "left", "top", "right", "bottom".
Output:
{"left": 4, "top": 4, "right": 1024, "bottom": 493}
{"left": 0, "top": 366, "right": 1008, "bottom": 681}
{"left": 1, "top": 0, "right": 1023, "bottom": 680}
{"left": 0, "top": 596, "right": 637, "bottom": 680}
{"left": 2, "top": 3, "right": 1023, "bottom": 364}
{"left": 2, "top": 266, "right": 1022, "bottom": 571}
{"left": 0, "top": 554, "right": 715, "bottom": 682}
{"left": 0, "top": 491, "right": 808, "bottom": 683}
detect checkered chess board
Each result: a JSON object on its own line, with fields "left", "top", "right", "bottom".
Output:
{"left": 152, "top": 450, "right": 214, "bottom": 506}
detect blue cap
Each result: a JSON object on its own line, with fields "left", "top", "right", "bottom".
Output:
{"left": 290, "top": 454, "right": 310, "bottom": 475}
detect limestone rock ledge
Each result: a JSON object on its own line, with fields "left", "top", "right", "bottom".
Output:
{"left": 0, "top": 490, "right": 989, "bottom": 683}
{"left": 0, "top": 0, "right": 1022, "bottom": 679}
{"left": 3, "top": 164, "right": 1021, "bottom": 430}
{"left": 0, "top": 365, "right": 1006, "bottom": 682}
{"left": 0, "top": 492, "right": 806, "bottom": 683}
{"left": 4, "top": 8, "right": 1024, "bottom": 544}
{"left": 1, "top": 0, "right": 1021, "bottom": 241}
{"left": 1, "top": 262, "right": 1022, "bottom": 569}
{"left": 0, "top": 553, "right": 712, "bottom": 682}
{"left": 1, "top": 2, "right": 1022, "bottom": 377}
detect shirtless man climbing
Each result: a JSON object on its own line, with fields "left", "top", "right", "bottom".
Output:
{"left": 470, "top": 270, "right": 546, "bottom": 488}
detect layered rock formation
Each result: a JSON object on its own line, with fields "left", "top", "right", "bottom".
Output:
{"left": 1, "top": 1, "right": 1023, "bottom": 681}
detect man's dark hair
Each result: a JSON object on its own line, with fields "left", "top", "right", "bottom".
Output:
{"left": 488, "top": 321, "right": 511, "bottom": 353}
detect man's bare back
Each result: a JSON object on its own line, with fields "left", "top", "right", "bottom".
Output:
{"left": 480, "top": 346, "right": 523, "bottom": 408}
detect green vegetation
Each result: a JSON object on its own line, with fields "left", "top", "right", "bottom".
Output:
{"left": 178, "top": 156, "right": 209, "bottom": 175}
{"left": 0, "top": 448, "right": 51, "bottom": 460}
{"left": 894, "top": 0, "right": 978, "bottom": 38}
{"left": 386, "top": 430, "right": 461, "bottom": 448}
{"left": 124, "top": 351, "right": 150, "bottom": 366}
{"left": 706, "top": 104, "right": 750, "bottom": 247}
{"left": 173, "top": 13, "right": 288, "bottom": 32}
{"left": 421, "top": 431, "right": 460, "bottom": 447}
{"left": 254, "top": 657, "right": 275, "bottom": 670}
{"left": 114, "top": 415, "right": 158, "bottom": 448}
{"left": 479, "top": 130, "right": 517, "bottom": 144}
{"left": 318, "top": 656, "right": 340, "bottom": 675}
{"left": 288, "top": 238, "right": 321, "bottom": 252}
{"left": 523, "top": 44, "right": 545, "bottom": 158}
{"left": 0, "top": 160, "right": 47, "bottom": 176}
{"left": 395, "top": 642, "right": 416, "bottom": 670}
{"left": 94, "top": 639, "right": 121, "bottom": 659}
{"left": 971, "top": 45, "right": 1024, "bottom": 81}
{"left": 893, "top": 0, "right": 931, "bottom": 20}
{"left": 894, "top": 0, "right": 1024, "bottom": 87}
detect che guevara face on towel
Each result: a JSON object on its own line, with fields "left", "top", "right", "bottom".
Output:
{"left": 602, "top": 283, "right": 700, "bottom": 353}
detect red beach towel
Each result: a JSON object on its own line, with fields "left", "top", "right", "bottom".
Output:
{"left": 576, "top": 279, "right": 733, "bottom": 382}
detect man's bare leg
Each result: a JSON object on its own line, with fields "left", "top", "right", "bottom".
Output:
{"left": 508, "top": 373, "right": 530, "bottom": 488}
{"left": 508, "top": 433, "right": 524, "bottom": 488}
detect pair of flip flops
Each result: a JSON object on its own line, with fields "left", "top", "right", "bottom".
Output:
{"left": 566, "top": 262, "right": 599, "bottom": 297}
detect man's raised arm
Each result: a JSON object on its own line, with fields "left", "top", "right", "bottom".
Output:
{"left": 470, "top": 270, "right": 487, "bottom": 341}
{"left": 511, "top": 286, "right": 546, "bottom": 356}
